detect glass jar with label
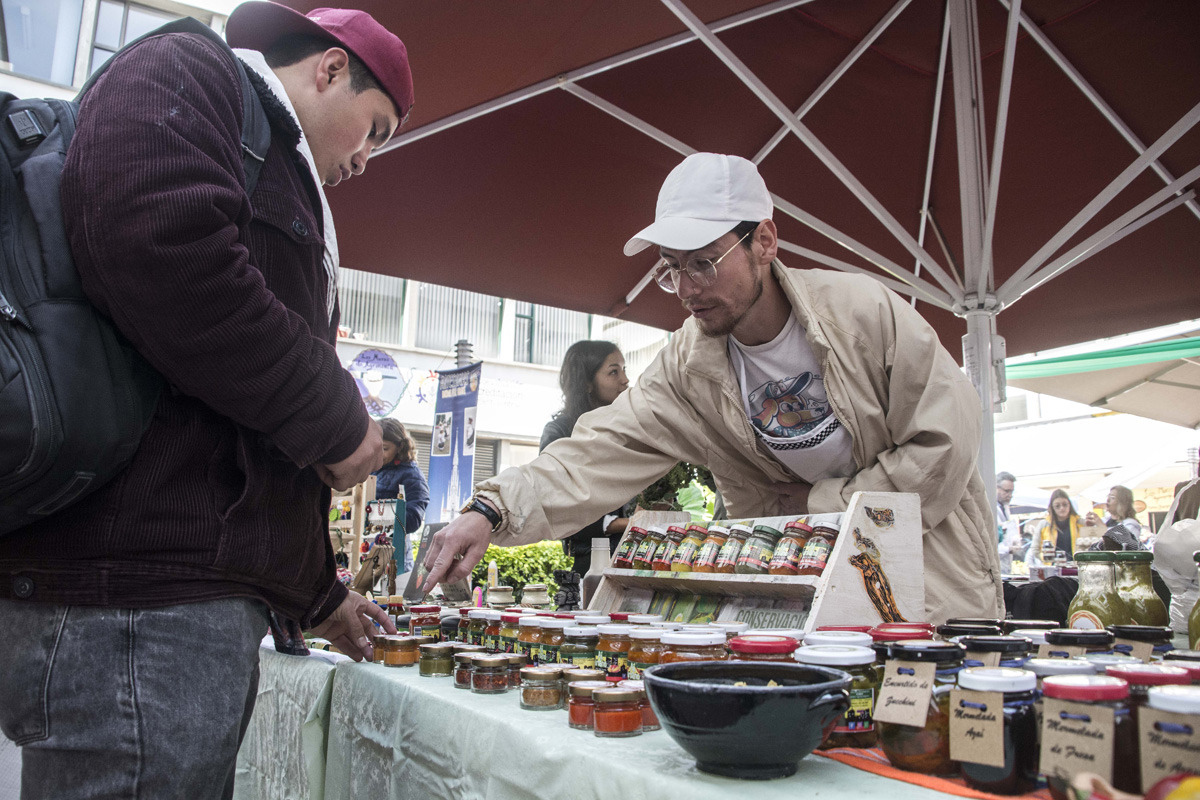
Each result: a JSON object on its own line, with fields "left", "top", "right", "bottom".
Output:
{"left": 877, "top": 640, "right": 965, "bottom": 775}
{"left": 652, "top": 526, "right": 687, "bottom": 571}
{"left": 466, "top": 609, "right": 488, "bottom": 647}
{"left": 627, "top": 614, "right": 663, "bottom": 626}
{"left": 797, "top": 644, "right": 881, "bottom": 749}
{"left": 520, "top": 583, "right": 551, "bottom": 609}
{"left": 592, "top": 688, "right": 644, "bottom": 738}
{"left": 1068, "top": 552, "right": 1131, "bottom": 629}
{"left": 729, "top": 635, "right": 800, "bottom": 662}
{"left": 418, "top": 643, "right": 455, "bottom": 677}
{"left": 486, "top": 585, "right": 515, "bottom": 608}
{"left": 1112, "top": 552, "right": 1168, "bottom": 627}
{"left": 408, "top": 604, "right": 442, "bottom": 640}
{"left": 453, "top": 652, "right": 476, "bottom": 689}
{"left": 627, "top": 629, "right": 663, "bottom": 680}
{"left": 595, "top": 624, "right": 633, "bottom": 682}
{"left": 456, "top": 607, "right": 473, "bottom": 642}
{"left": 1106, "top": 624, "right": 1173, "bottom": 661}
{"left": 691, "top": 526, "right": 728, "bottom": 573}
{"left": 481, "top": 610, "right": 503, "bottom": 652}
{"left": 798, "top": 524, "right": 840, "bottom": 576}
{"left": 1044, "top": 628, "right": 1114, "bottom": 657}
{"left": 567, "top": 680, "right": 611, "bottom": 730}
{"left": 618, "top": 679, "right": 659, "bottom": 731}
{"left": 1041, "top": 675, "right": 1138, "bottom": 799}
{"left": 768, "top": 521, "right": 813, "bottom": 575}
{"left": 660, "top": 631, "right": 728, "bottom": 663}
{"left": 1001, "top": 619, "right": 1059, "bottom": 635}
{"left": 1104, "top": 663, "right": 1191, "bottom": 711}
{"left": 519, "top": 666, "right": 565, "bottom": 710}
{"left": 670, "top": 524, "right": 708, "bottom": 572}
{"left": 560, "top": 627, "right": 599, "bottom": 668}
{"left": 957, "top": 635, "right": 1033, "bottom": 668}
{"left": 516, "top": 617, "right": 544, "bottom": 663}
{"left": 955, "top": 667, "right": 1039, "bottom": 795}
{"left": 714, "top": 524, "right": 752, "bottom": 573}
{"left": 497, "top": 612, "right": 523, "bottom": 653}
{"left": 631, "top": 526, "right": 665, "bottom": 570}
{"left": 536, "top": 618, "right": 568, "bottom": 664}
{"left": 735, "top": 525, "right": 783, "bottom": 574}
{"left": 611, "top": 526, "right": 647, "bottom": 570}
{"left": 805, "top": 630, "right": 874, "bottom": 648}
{"left": 506, "top": 653, "right": 526, "bottom": 687}
{"left": 382, "top": 636, "right": 420, "bottom": 668}
{"left": 470, "top": 654, "right": 511, "bottom": 694}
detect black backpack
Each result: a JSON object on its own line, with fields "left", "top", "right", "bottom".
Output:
{"left": 0, "top": 17, "right": 270, "bottom": 535}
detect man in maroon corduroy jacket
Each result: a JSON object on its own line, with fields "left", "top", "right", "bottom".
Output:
{"left": 0, "top": 3, "right": 412, "bottom": 796}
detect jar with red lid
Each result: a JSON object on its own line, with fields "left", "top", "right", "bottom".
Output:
{"left": 567, "top": 680, "right": 610, "bottom": 730}
{"left": 768, "top": 521, "right": 813, "bottom": 575}
{"left": 670, "top": 524, "right": 708, "bottom": 572}
{"left": 498, "top": 612, "right": 524, "bottom": 653}
{"left": 482, "top": 610, "right": 503, "bottom": 652}
{"left": 456, "top": 607, "right": 473, "bottom": 642}
{"left": 631, "top": 527, "right": 665, "bottom": 570}
{"left": 1104, "top": 663, "right": 1190, "bottom": 709}
{"left": 1041, "top": 675, "right": 1138, "bottom": 798}
{"left": 652, "top": 525, "right": 687, "bottom": 571}
{"left": 607, "top": 612, "right": 632, "bottom": 622}
{"left": 691, "top": 526, "right": 728, "bottom": 573}
{"left": 618, "top": 679, "right": 659, "bottom": 731}
{"left": 409, "top": 605, "right": 442, "bottom": 641}
{"left": 660, "top": 631, "right": 728, "bottom": 663}
{"left": 729, "top": 635, "right": 800, "bottom": 662}
{"left": 714, "top": 524, "right": 751, "bottom": 573}
{"left": 592, "top": 688, "right": 644, "bottom": 738}
{"left": 611, "top": 526, "right": 647, "bottom": 569}
{"left": 798, "top": 524, "right": 839, "bottom": 576}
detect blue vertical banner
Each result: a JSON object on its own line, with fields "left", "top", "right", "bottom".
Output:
{"left": 426, "top": 363, "right": 482, "bottom": 523}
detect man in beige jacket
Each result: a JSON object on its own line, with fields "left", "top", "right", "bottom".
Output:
{"left": 424, "top": 153, "right": 1002, "bottom": 623}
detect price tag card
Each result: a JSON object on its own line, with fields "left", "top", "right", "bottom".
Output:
{"left": 1040, "top": 698, "right": 1114, "bottom": 784}
{"left": 1139, "top": 706, "right": 1200, "bottom": 788}
{"left": 874, "top": 660, "right": 936, "bottom": 728}
{"left": 1112, "top": 638, "right": 1154, "bottom": 663}
{"left": 964, "top": 650, "right": 1002, "bottom": 668}
{"left": 1038, "top": 644, "right": 1086, "bottom": 659}
{"left": 950, "top": 689, "right": 1005, "bottom": 767}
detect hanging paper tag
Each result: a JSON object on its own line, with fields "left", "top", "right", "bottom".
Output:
{"left": 1038, "top": 643, "right": 1085, "bottom": 659}
{"left": 949, "top": 689, "right": 1005, "bottom": 767}
{"left": 1138, "top": 706, "right": 1200, "bottom": 788}
{"left": 1112, "top": 638, "right": 1154, "bottom": 663}
{"left": 964, "top": 650, "right": 1002, "bottom": 668}
{"left": 1040, "top": 698, "right": 1114, "bottom": 784}
{"left": 874, "top": 660, "right": 937, "bottom": 728}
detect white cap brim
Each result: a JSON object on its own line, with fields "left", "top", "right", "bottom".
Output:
{"left": 623, "top": 217, "right": 740, "bottom": 257}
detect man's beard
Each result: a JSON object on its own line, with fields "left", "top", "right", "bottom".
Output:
{"left": 694, "top": 270, "right": 764, "bottom": 338}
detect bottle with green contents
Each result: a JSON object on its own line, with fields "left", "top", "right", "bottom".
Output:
{"left": 1113, "top": 551, "right": 1168, "bottom": 627}
{"left": 1068, "top": 552, "right": 1131, "bottom": 629}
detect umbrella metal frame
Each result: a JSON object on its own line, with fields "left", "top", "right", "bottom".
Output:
{"left": 374, "top": 0, "right": 1200, "bottom": 508}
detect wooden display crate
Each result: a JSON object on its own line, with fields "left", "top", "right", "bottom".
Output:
{"left": 589, "top": 491, "right": 924, "bottom": 631}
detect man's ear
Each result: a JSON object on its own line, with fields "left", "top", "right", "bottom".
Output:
{"left": 314, "top": 46, "right": 351, "bottom": 93}
{"left": 755, "top": 219, "right": 779, "bottom": 265}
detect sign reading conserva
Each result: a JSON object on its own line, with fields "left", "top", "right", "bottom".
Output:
{"left": 1112, "top": 638, "right": 1154, "bottom": 663}
{"left": 1139, "top": 706, "right": 1200, "bottom": 788}
{"left": 964, "top": 650, "right": 1002, "bottom": 668}
{"left": 1040, "top": 698, "right": 1114, "bottom": 784}
{"left": 1038, "top": 644, "right": 1085, "bottom": 659}
{"left": 949, "top": 689, "right": 1005, "bottom": 767}
{"left": 874, "top": 660, "right": 936, "bottom": 728}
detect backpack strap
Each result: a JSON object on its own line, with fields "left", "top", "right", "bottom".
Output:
{"left": 76, "top": 17, "right": 270, "bottom": 196}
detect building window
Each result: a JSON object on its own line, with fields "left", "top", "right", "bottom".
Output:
{"left": 90, "top": 0, "right": 185, "bottom": 76}
{"left": 1, "top": 0, "right": 86, "bottom": 85}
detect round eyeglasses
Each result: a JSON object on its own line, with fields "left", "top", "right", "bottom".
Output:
{"left": 653, "top": 230, "right": 752, "bottom": 293}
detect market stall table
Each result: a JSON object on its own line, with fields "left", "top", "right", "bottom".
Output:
{"left": 234, "top": 643, "right": 347, "bottom": 800}
{"left": 322, "top": 658, "right": 956, "bottom": 800}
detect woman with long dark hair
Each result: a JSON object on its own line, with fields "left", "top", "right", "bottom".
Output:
{"left": 1029, "top": 489, "right": 1082, "bottom": 562}
{"left": 1085, "top": 484, "right": 1144, "bottom": 549}
{"left": 541, "top": 340, "right": 632, "bottom": 574}
{"left": 372, "top": 418, "right": 430, "bottom": 535}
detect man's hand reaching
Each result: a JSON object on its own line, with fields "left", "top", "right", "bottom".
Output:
{"left": 308, "top": 589, "right": 395, "bottom": 662}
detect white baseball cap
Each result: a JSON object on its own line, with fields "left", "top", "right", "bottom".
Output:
{"left": 623, "top": 153, "right": 773, "bottom": 256}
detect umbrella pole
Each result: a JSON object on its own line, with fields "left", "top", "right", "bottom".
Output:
{"left": 963, "top": 309, "right": 1004, "bottom": 512}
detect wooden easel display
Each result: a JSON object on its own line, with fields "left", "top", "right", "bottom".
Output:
{"left": 329, "top": 475, "right": 377, "bottom": 574}
{"left": 589, "top": 491, "right": 925, "bottom": 631}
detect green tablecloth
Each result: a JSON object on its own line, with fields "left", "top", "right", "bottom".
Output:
{"left": 322, "top": 660, "right": 953, "bottom": 800}
{"left": 234, "top": 645, "right": 345, "bottom": 800}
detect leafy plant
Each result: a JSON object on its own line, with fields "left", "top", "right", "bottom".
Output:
{"left": 676, "top": 479, "right": 716, "bottom": 522}
{"left": 469, "top": 540, "right": 574, "bottom": 601}
{"left": 632, "top": 462, "right": 716, "bottom": 516}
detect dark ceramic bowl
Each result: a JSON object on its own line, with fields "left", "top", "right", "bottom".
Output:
{"left": 642, "top": 661, "right": 851, "bottom": 780}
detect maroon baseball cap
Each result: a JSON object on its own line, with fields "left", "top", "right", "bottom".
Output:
{"left": 226, "top": 2, "right": 414, "bottom": 129}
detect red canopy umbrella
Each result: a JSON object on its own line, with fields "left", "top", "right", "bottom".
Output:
{"left": 287, "top": 0, "right": 1200, "bottom": 489}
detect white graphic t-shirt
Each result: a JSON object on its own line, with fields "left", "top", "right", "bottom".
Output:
{"left": 728, "top": 313, "right": 857, "bottom": 483}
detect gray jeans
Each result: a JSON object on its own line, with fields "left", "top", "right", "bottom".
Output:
{"left": 0, "top": 596, "right": 269, "bottom": 800}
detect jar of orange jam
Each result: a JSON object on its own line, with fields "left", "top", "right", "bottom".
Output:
{"left": 627, "top": 628, "right": 663, "bottom": 680}
{"left": 660, "top": 631, "right": 728, "bottom": 663}
{"left": 691, "top": 526, "right": 728, "bottom": 573}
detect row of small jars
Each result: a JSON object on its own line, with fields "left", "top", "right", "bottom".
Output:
{"left": 611, "top": 515, "right": 842, "bottom": 576}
